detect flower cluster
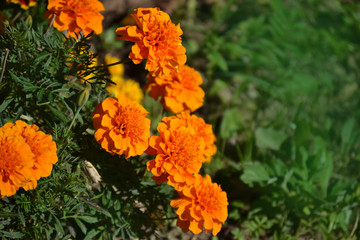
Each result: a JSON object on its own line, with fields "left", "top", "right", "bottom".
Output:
{"left": 6, "top": 0, "right": 36, "bottom": 9}
{"left": 146, "top": 65, "right": 205, "bottom": 113}
{"left": 46, "top": 0, "right": 104, "bottom": 38}
{"left": 146, "top": 111, "right": 226, "bottom": 235}
{"left": 0, "top": 120, "right": 58, "bottom": 197}
{"left": 116, "top": 8, "right": 186, "bottom": 77}
{"left": 103, "top": 6, "right": 226, "bottom": 236}
{"left": 92, "top": 95, "right": 150, "bottom": 158}
{"left": 105, "top": 54, "right": 144, "bottom": 103}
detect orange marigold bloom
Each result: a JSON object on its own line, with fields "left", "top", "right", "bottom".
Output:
{"left": 0, "top": 125, "right": 35, "bottom": 197}
{"left": 92, "top": 95, "right": 150, "bottom": 158}
{"left": 9, "top": 121, "right": 58, "bottom": 190}
{"left": 46, "top": 0, "right": 104, "bottom": 38}
{"left": 161, "top": 111, "right": 216, "bottom": 162}
{"left": 170, "top": 174, "right": 228, "bottom": 236}
{"left": 146, "top": 65, "right": 204, "bottom": 113}
{"left": 6, "top": 0, "right": 36, "bottom": 9}
{"left": 116, "top": 8, "right": 187, "bottom": 77}
{"left": 146, "top": 117, "right": 206, "bottom": 190}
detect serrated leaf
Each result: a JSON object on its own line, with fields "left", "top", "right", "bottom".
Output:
{"left": 255, "top": 127, "right": 287, "bottom": 150}
{"left": 2, "top": 231, "right": 25, "bottom": 239}
{"left": 220, "top": 108, "right": 243, "bottom": 139}
{"left": 240, "top": 162, "right": 270, "bottom": 186}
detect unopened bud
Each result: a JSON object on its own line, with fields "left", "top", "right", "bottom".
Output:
{"left": 25, "top": 15, "right": 32, "bottom": 28}
{"left": 3, "top": 20, "right": 9, "bottom": 28}
{"left": 76, "top": 85, "right": 91, "bottom": 107}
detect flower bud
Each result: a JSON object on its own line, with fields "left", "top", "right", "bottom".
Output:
{"left": 25, "top": 15, "right": 32, "bottom": 28}
{"left": 76, "top": 85, "right": 91, "bottom": 107}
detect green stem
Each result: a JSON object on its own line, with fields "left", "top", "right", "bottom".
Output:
{"left": 65, "top": 105, "right": 83, "bottom": 136}
{"left": 105, "top": 59, "right": 131, "bottom": 68}
{"left": 0, "top": 49, "right": 10, "bottom": 84}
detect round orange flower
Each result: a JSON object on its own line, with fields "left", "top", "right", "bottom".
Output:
{"left": 46, "top": 0, "right": 104, "bottom": 38}
{"left": 92, "top": 95, "right": 150, "bottom": 158}
{"left": 116, "top": 8, "right": 187, "bottom": 77}
{"left": 146, "top": 65, "right": 204, "bottom": 113}
{"left": 170, "top": 174, "right": 228, "bottom": 236}
{"left": 9, "top": 121, "right": 58, "bottom": 190}
{"left": 146, "top": 117, "right": 206, "bottom": 190}
{"left": 161, "top": 111, "right": 216, "bottom": 162}
{"left": 6, "top": 0, "right": 36, "bottom": 9}
{"left": 0, "top": 125, "right": 35, "bottom": 197}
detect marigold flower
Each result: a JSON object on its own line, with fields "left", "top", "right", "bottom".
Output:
{"left": 146, "top": 117, "right": 206, "bottom": 190}
{"left": 106, "top": 75, "right": 144, "bottom": 103}
{"left": 9, "top": 121, "right": 58, "bottom": 190}
{"left": 46, "top": 0, "right": 104, "bottom": 38}
{"left": 161, "top": 111, "right": 216, "bottom": 162}
{"left": 105, "top": 54, "right": 124, "bottom": 77}
{"left": 170, "top": 174, "right": 228, "bottom": 236}
{"left": 0, "top": 125, "right": 35, "bottom": 197}
{"left": 92, "top": 95, "right": 150, "bottom": 158}
{"left": 116, "top": 8, "right": 187, "bottom": 77}
{"left": 6, "top": 0, "right": 36, "bottom": 9}
{"left": 0, "top": 120, "right": 58, "bottom": 197}
{"left": 146, "top": 65, "right": 204, "bottom": 113}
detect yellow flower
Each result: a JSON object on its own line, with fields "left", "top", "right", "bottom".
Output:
{"left": 104, "top": 54, "right": 124, "bottom": 77}
{"left": 6, "top": 0, "right": 36, "bottom": 9}
{"left": 106, "top": 76, "right": 144, "bottom": 103}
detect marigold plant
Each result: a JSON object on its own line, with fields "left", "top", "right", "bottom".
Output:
{"left": 161, "top": 111, "right": 216, "bottom": 162}
{"left": 116, "top": 7, "right": 187, "bottom": 77}
{"left": 146, "top": 65, "right": 204, "bottom": 113}
{"left": 92, "top": 95, "right": 150, "bottom": 158}
{"left": 6, "top": 0, "right": 36, "bottom": 9}
{"left": 170, "top": 174, "right": 228, "bottom": 236}
{"left": 146, "top": 117, "right": 206, "bottom": 190}
{"left": 46, "top": 0, "right": 104, "bottom": 38}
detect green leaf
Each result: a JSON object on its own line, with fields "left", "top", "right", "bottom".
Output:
{"left": 241, "top": 162, "right": 270, "bottom": 186}
{"left": 78, "top": 215, "right": 98, "bottom": 224}
{"left": 84, "top": 229, "right": 100, "bottom": 240}
{"left": 75, "top": 218, "right": 87, "bottom": 234}
{"left": 2, "top": 231, "right": 25, "bottom": 239}
{"left": 208, "top": 49, "right": 228, "bottom": 71}
{"left": 341, "top": 118, "right": 355, "bottom": 145}
{"left": 220, "top": 108, "right": 243, "bottom": 139}
{"left": 255, "top": 127, "right": 287, "bottom": 150}
{"left": 0, "top": 98, "right": 13, "bottom": 113}
{"left": 48, "top": 105, "right": 69, "bottom": 123}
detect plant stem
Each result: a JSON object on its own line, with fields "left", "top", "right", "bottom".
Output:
{"left": 64, "top": 105, "right": 83, "bottom": 136}
{"left": 45, "top": 14, "right": 56, "bottom": 35}
{"left": 350, "top": 211, "right": 359, "bottom": 238}
{"left": 0, "top": 49, "right": 10, "bottom": 84}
